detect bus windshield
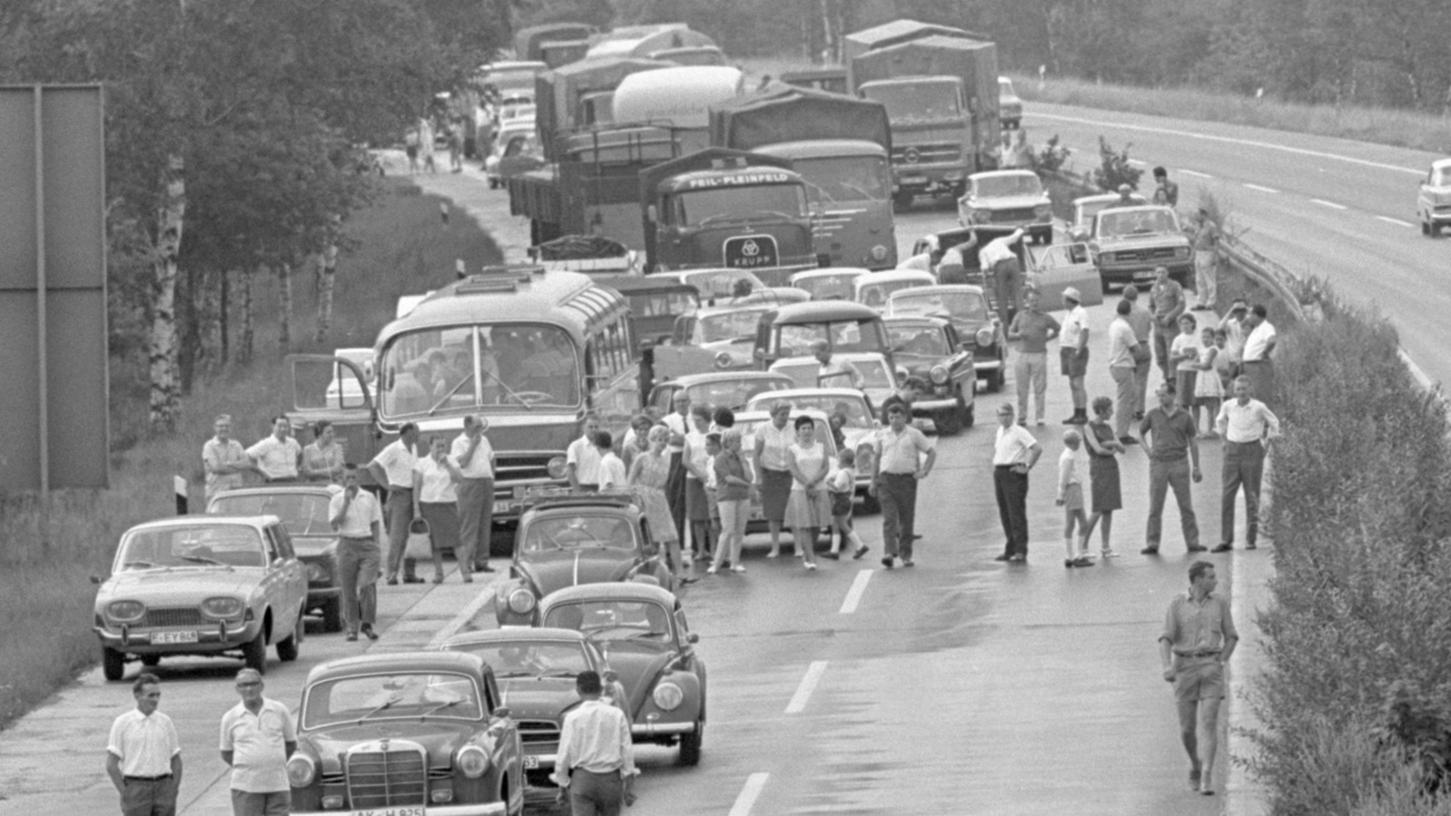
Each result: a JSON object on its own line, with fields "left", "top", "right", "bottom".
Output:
{"left": 794, "top": 156, "right": 890, "bottom": 203}
{"left": 378, "top": 323, "right": 581, "bottom": 418}
{"left": 673, "top": 184, "right": 806, "bottom": 225}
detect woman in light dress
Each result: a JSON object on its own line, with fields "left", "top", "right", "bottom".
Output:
{"left": 412, "top": 436, "right": 462, "bottom": 583}
{"left": 629, "top": 425, "right": 690, "bottom": 583}
{"left": 785, "top": 415, "right": 830, "bottom": 571}
{"left": 753, "top": 403, "right": 796, "bottom": 557}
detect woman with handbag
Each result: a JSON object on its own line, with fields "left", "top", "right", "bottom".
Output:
{"left": 412, "top": 436, "right": 464, "bottom": 583}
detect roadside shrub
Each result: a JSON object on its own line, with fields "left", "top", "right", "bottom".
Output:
{"left": 1029, "top": 134, "right": 1071, "bottom": 174}
{"left": 1091, "top": 136, "right": 1142, "bottom": 192}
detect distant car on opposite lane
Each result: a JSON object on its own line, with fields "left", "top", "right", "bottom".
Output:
{"left": 1418, "top": 158, "right": 1451, "bottom": 236}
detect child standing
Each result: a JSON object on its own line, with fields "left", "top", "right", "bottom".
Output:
{"left": 1195, "top": 326, "right": 1225, "bottom": 438}
{"left": 825, "top": 449, "right": 869, "bottom": 560}
{"left": 1057, "top": 429, "right": 1092, "bottom": 567}
{"left": 1170, "top": 313, "right": 1201, "bottom": 411}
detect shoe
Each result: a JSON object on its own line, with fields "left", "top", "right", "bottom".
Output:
{"left": 1187, "top": 544, "right": 1208, "bottom": 553}
{"left": 678, "top": 576, "right": 698, "bottom": 585}
{"left": 1035, "top": 418, "right": 1046, "bottom": 427}
{"left": 403, "top": 576, "right": 424, "bottom": 584}
{"left": 901, "top": 559, "right": 914, "bottom": 567}
{"left": 1101, "top": 549, "right": 1120, "bottom": 558}
{"left": 732, "top": 565, "right": 747, "bottom": 573}
{"left": 432, "top": 574, "right": 444, "bottom": 584}
{"left": 1063, "top": 414, "right": 1079, "bottom": 425}
{"left": 993, "top": 553, "right": 1012, "bottom": 562}
{"left": 385, "top": 576, "right": 399, "bottom": 586}
{"left": 1072, "top": 556, "right": 1095, "bottom": 567}
{"left": 823, "top": 552, "right": 840, "bottom": 560}
{"left": 476, "top": 564, "right": 496, "bottom": 573}
{"left": 1065, "top": 559, "right": 1076, "bottom": 568}
{"left": 1008, "top": 554, "right": 1026, "bottom": 563}
{"left": 1211, "top": 543, "right": 1233, "bottom": 553}
{"left": 766, "top": 549, "right": 780, "bottom": 559}
{"left": 1246, "top": 542, "right": 1258, "bottom": 550}
{"left": 1070, "top": 413, "right": 1088, "bottom": 425}
{"left": 804, "top": 562, "right": 817, "bottom": 571}
{"left": 361, "top": 624, "right": 379, "bottom": 641}
{"left": 462, "top": 576, "right": 473, "bottom": 584}
{"left": 1141, "top": 546, "right": 1160, "bottom": 555}
{"left": 345, "top": 632, "right": 359, "bottom": 642}
{"left": 1119, "top": 436, "right": 1138, "bottom": 445}
{"left": 706, "top": 566, "right": 717, "bottom": 575}
{"left": 881, "top": 556, "right": 894, "bottom": 569}
{"left": 853, "top": 545, "right": 869, "bottom": 560}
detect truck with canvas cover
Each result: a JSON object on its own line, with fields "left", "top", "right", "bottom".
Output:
{"left": 514, "top": 22, "right": 596, "bottom": 68}
{"left": 710, "top": 86, "right": 897, "bottom": 269}
{"left": 640, "top": 148, "right": 816, "bottom": 284}
{"left": 534, "top": 57, "right": 672, "bottom": 161}
{"left": 585, "top": 24, "right": 717, "bottom": 61}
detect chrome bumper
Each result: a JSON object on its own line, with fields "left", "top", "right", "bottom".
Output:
{"left": 293, "top": 805, "right": 508, "bottom": 816}
{"left": 632, "top": 720, "right": 696, "bottom": 736}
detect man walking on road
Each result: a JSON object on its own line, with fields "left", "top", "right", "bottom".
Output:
{"left": 219, "top": 669, "right": 297, "bottom": 816}
{"left": 1240, "top": 304, "right": 1277, "bottom": 406}
{"left": 1159, "top": 561, "right": 1239, "bottom": 796}
{"left": 870, "top": 403, "right": 936, "bottom": 569}
{"left": 1122, "top": 285, "right": 1155, "bottom": 419}
{"left": 1141, "top": 384, "right": 1203, "bottom": 555}
{"left": 106, "top": 673, "right": 182, "bottom": 816}
{"left": 452, "top": 414, "right": 497, "bottom": 574}
{"left": 978, "top": 227, "right": 1026, "bottom": 325}
{"left": 1150, "top": 267, "right": 1187, "bottom": 392}
{"left": 553, "top": 670, "right": 637, "bottom": 816}
{"left": 1006, "top": 287, "right": 1059, "bottom": 426}
{"left": 1059, "top": 286, "right": 1090, "bottom": 424}
{"left": 1107, "top": 299, "right": 1145, "bottom": 444}
{"left": 991, "top": 403, "right": 1042, "bottom": 563}
{"left": 329, "top": 464, "right": 384, "bottom": 641}
{"left": 368, "top": 422, "right": 421, "bottom": 584}
{"left": 1191, "top": 207, "right": 1220, "bottom": 309}
{"left": 1213, "top": 376, "right": 1279, "bottom": 552}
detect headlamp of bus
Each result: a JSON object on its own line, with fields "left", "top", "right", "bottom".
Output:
{"left": 546, "top": 456, "right": 567, "bottom": 479}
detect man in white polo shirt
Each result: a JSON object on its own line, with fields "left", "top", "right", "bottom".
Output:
{"left": 368, "top": 423, "right": 422, "bottom": 585}
{"left": 106, "top": 672, "right": 182, "bottom": 816}
{"left": 219, "top": 668, "right": 296, "bottom": 816}
{"left": 991, "top": 403, "right": 1042, "bottom": 563}
{"left": 329, "top": 464, "right": 385, "bottom": 641}
{"left": 246, "top": 416, "right": 301, "bottom": 483}
{"left": 1240, "top": 304, "right": 1277, "bottom": 406}
{"left": 566, "top": 413, "right": 603, "bottom": 491}
{"left": 452, "top": 414, "right": 497, "bottom": 574}
{"left": 1059, "top": 286, "right": 1090, "bottom": 425}
{"left": 1213, "top": 376, "right": 1280, "bottom": 552}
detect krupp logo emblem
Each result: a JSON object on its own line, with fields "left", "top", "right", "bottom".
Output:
{"left": 904, "top": 147, "right": 920, "bottom": 164}
{"left": 741, "top": 239, "right": 760, "bottom": 257}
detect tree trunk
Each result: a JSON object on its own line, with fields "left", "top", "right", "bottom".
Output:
{"left": 147, "top": 154, "right": 186, "bottom": 433}
{"left": 239, "top": 268, "right": 255, "bottom": 364}
{"left": 277, "top": 261, "right": 293, "bottom": 349}
{"left": 314, "top": 244, "right": 337, "bottom": 344}
{"left": 220, "top": 269, "right": 230, "bottom": 363}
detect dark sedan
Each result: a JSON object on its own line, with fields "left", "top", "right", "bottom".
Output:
{"left": 883, "top": 315, "right": 977, "bottom": 434}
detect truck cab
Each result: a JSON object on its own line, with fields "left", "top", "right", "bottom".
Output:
{"left": 641, "top": 148, "right": 817, "bottom": 285}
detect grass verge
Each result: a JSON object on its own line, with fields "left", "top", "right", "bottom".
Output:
{"left": 0, "top": 177, "right": 500, "bottom": 730}
{"left": 1011, "top": 73, "right": 1451, "bottom": 156}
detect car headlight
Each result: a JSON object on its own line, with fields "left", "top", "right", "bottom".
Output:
{"left": 929, "top": 365, "right": 949, "bottom": 385}
{"left": 200, "top": 596, "right": 244, "bottom": 620}
{"left": 457, "top": 744, "right": 489, "bottom": 778}
{"left": 107, "top": 600, "right": 145, "bottom": 623}
{"left": 974, "top": 327, "right": 995, "bottom": 347}
{"left": 1175, "top": 246, "right": 1190, "bottom": 259}
{"left": 870, "top": 244, "right": 888, "bottom": 261}
{"left": 305, "top": 563, "right": 327, "bottom": 582}
{"left": 714, "top": 351, "right": 733, "bottom": 369}
{"left": 546, "top": 455, "right": 567, "bottom": 479}
{"left": 652, "top": 681, "right": 684, "bottom": 711}
{"left": 286, "top": 754, "right": 316, "bottom": 787}
{"left": 1099, "top": 251, "right": 1115, "bottom": 263}
{"left": 507, "top": 588, "right": 537, "bottom": 614}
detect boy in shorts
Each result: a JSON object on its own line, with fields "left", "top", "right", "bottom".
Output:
{"left": 1056, "top": 428, "right": 1092, "bottom": 567}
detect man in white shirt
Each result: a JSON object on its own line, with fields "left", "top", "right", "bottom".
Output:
{"left": 219, "top": 668, "right": 296, "bottom": 816}
{"left": 368, "top": 423, "right": 421, "bottom": 585}
{"left": 596, "top": 430, "right": 627, "bottom": 490}
{"left": 1107, "top": 299, "right": 1145, "bottom": 443}
{"left": 567, "top": 414, "right": 604, "bottom": 491}
{"left": 1059, "top": 286, "right": 1090, "bottom": 425}
{"left": 663, "top": 393, "right": 692, "bottom": 544}
{"left": 204, "top": 414, "right": 252, "bottom": 501}
{"left": 1240, "top": 304, "right": 1277, "bottom": 406}
{"left": 106, "top": 672, "right": 182, "bottom": 816}
{"left": 552, "top": 670, "right": 637, "bottom": 815}
{"left": 869, "top": 403, "right": 936, "bottom": 569}
{"left": 329, "top": 464, "right": 385, "bottom": 641}
{"left": 451, "top": 415, "right": 497, "bottom": 574}
{"left": 812, "top": 340, "right": 862, "bottom": 389}
{"left": 1213, "top": 376, "right": 1280, "bottom": 552}
{"left": 246, "top": 417, "right": 301, "bottom": 482}
{"left": 978, "top": 228, "right": 1025, "bottom": 325}
{"left": 991, "top": 403, "right": 1042, "bottom": 563}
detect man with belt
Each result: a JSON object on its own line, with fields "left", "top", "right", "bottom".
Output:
{"left": 552, "top": 670, "right": 637, "bottom": 816}
{"left": 991, "top": 403, "right": 1041, "bottom": 563}
{"left": 1005, "top": 287, "right": 1059, "bottom": 427}
{"left": 245, "top": 416, "right": 301, "bottom": 483}
{"left": 567, "top": 413, "right": 603, "bottom": 491}
{"left": 106, "top": 672, "right": 182, "bottom": 816}
{"left": 1241, "top": 304, "right": 1277, "bottom": 406}
{"left": 1059, "top": 286, "right": 1090, "bottom": 425}
{"left": 368, "top": 423, "right": 421, "bottom": 585}
{"left": 452, "top": 414, "right": 497, "bottom": 575}
{"left": 329, "top": 464, "right": 384, "bottom": 641}
{"left": 978, "top": 227, "right": 1026, "bottom": 326}
{"left": 869, "top": 403, "right": 936, "bottom": 569}
{"left": 1158, "top": 561, "right": 1239, "bottom": 796}
{"left": 1140, "top": 383, "right": 1203, "bottom": 555}
{"left": 203, "top": 414, "right": 251, "bottom": 501}
{"left": 1213, "top": 376, "right": 1280, "bottom": 552}
{"left": 219, "top": 668, "right": 296, "bottom": 816}
{"left": 1150, "top": 266, "right": 1186, "bottom": 392}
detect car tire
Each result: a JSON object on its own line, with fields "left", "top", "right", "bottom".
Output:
{"left": 321, "top": 598, "right": 343, "bottom": 633}
{"left": 242, "top": 629, "right": 268, "bottom": 675}
{"left": 892, "top": 191, "right": 914, "bottom": 211}
{"left": 140, "top": 654, "right": 160, "bottom": 667}
{"left": 678, "top": 719, "right": 704, "bottom": 766}
{"left": 934, "top": 406, "right": 962, "bottom": 436}
{"left": 961, "top": 401, "right": 975, "bottom": 428}
{"left": 276, "top": 609, "right": 303, "bottom": 662}
{"left": 102, "top": 646, "right": 126, "bottom": 681}
{"left": 985, "top": 369, "right": 1005, "bottom": 393}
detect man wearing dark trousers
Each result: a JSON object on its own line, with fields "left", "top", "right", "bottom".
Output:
{"left": 552, "top": 671, "right": 637, "bottom": 816}
{"left": 106, "top": 673, "right": 182, "bottom": 816}
{"left": 869, "top": 403, "right": 936, "bottom": 569}
{"left": 991, "top": 403, "right": 1041, "bottom": 563}
{"left": 1141, "top": 384, "right": 1203, "bottom": 554}
{"left": 368, "top": 422, "right": 421, "bottom": 584}
{"left": 1213, "top": 376, "right": 1279, "bottom": 551}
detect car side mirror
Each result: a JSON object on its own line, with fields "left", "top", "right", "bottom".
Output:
{"left": 646, "top": 204, "right": 658, "bottom": 224}
{"left": 90, "top": 575, "right": 102, "bottom": 585}
{"left": 686, "top": 633, "right": 699, "bottom": 644}
{"left": 492, "top": 705, "right": 511, "bottom": 719}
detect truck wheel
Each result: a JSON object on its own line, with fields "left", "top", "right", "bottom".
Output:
{"left": 102, "top": 646, "right": 126, "bottom": 681}
{"left": 678, "top": 720, "right": 704, "bottom": 766}
{"left": 321, "top": 598, "right": 343, "bottom": 633}
{"left": 934, "top": 405, "right": 962, "bottom": 436}
{"left": 276, "top": 608, "right": 304, "bottom": 662}
{"left": 893, "top": 191, "right": 914, "bottom": 211}
{"left": 140, "top": 654, "right": 160, "bottom": 667}
{"left": 243, "top": 630, "right": 268, "bottom": 675}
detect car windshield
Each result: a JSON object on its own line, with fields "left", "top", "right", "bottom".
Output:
{"left": 379, "top": 323, "right": 580, "bottom": 418}
{"left": 681, "top": 269, "right": 765, "bottom": 299}
{"left": 1434, "top": 168, "right": 1451, "bottom": 187}
{"left": 748, "top": 395, "right": 872, "bottom": 428}
{"left": 696, "top": 309, "right": 768, "bottom": 344}
{"left": 115, "top": 525, "right": 265, "bottom": 570}
{"left": 861, "top": 81, "right": 960, "bottom": 120}
{"left": 792, "top": 273, "right": 860, "bottom": 301}
{"left": 793, "top": 156, "right": 891, "bottom": 203}
{"left": 450, "top": 641, "right": 590, "bottom": 679}
{"left": 673, "top": 184, "right": 807, "bottom": 225}
{"left": 522, "top": 515, "right": 636, "bottom": 553}
{"left": 685, "top": 378, "right": 790, "bottom": 410}
{"left": 302, "top": 671, "right": 482, "bottom": 728}
{"left": 210, "top": 493, "right": 333, "bottom": 538}
{"left": 974, "top": 174, "right": 1043, "bottom": 198}
{"left": 888, "top": 324, "right": 951, "bottom": 356}
{"left": 890, "top": 291, "right": 990, "bottom": 324}
{"left": 1077, "top": 196, "right": 1145, "bottom": 227}
{"left": 627, "top": 290, "right": 698, "bottom": 318}
{"left": 1097, "top": 209, "right": 1179, "bottom": 238}
{"left": 858, "top": 279, "right": 927, "bottom": 309}
{"left": 774, "top": 319, "right": 888, "bottom": 358}
{"left": 542, "top": 600, "right": 673, "bottom": 641}
{"left": 999, "top": 77, "right": 1016, "bottom": 96}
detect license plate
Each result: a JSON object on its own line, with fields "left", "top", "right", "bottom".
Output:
{"left": 152, "top": 631, "right": 199, "bottom": 644}
{"left": 523, "top": 754, "right": 540, "bottom": 769}
{"left": 900, "top": 176, "right": 927, "bottom": 185}
{"left": 492, "top": 500, "right": 513, "bottom": 514}
{"left": 354, "top": 808, "right": 424, "bottom": 816}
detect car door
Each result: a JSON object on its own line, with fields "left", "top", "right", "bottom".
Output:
{"left": 481, "top": 671, "right": 524, "bottom": 795}
{"left": 1032, "top": 243, "right": 1103, "bottom": 307}
{"left": 285, "top": 354, "right": 377, "bottom": 472}
{"left": 270, "top": 525, "right": 307, "bottom": 630}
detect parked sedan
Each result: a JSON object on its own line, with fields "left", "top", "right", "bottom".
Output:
{"left": 789, "top": 266, "right": 868, "bottom": 301}
{"left": 207, "top": 485, "right": 344, "bottom": 632}
{"left": 853, "top": 268, "right": 935, "bottom": 313}
{"left": 539, "top": 583, "right": 707, "bottom": 766}
{"left": 882, "top": 315, "right": 977, "bottom": 434}
{"left": 769, "top": 351, "right": 899, "bottom": 409}
{"left": 494, "top": 493, "right": 673, "bottom": 627}
{"left": 287, "top": 651, "right": 525, "bottom": 815}
{"left": 886, "top": 284, "right": 1005, "bottom": 392}
{"left": 93, "top": 516, "right": 308, "bottom": 680}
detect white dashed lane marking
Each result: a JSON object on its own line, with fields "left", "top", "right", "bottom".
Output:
{"left": 838, "top": 568, "right": 873, "bottom": 614}
{"left": 728, "top": 773, "right": 771, "bottom": 816}
{"left": 1376, "top": 215, "right": 1415, "bottom": 228}
{"left": 1242, "top": 183, "right": 1280, "bottom": 194}
{"left": 785, "top": 660, "right": 829, "bottom": 714}
{"left": 1310, "top": 198, "right": 1348, "bottom": 210}
{"left": 1180, "top": 169, "right": 1213, "bottom": 179}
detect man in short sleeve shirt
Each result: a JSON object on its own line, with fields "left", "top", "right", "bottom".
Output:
{"left": 106, "top": 673, "right": 182, "bottom": 816}
{"left": 204, "top": 414, "right": 252, "bottom": 501}
{"left": 1140, "top": 384, "right": 1203, "bottom": 554}
{"left": 870, "top": 403, "right": 936, "bottom": 569}
{"left": 1158, "top": 561, "right": 1238, "bottom": 795}
{"left": 368, "top": 423, "right": 421, "bottom": 584}
{"left": 991, "top": 403, "right": 1042, "bottom": 562}
{"left": 246, "top": 417, "right": 302, "bottom": 483}
{"left": 219, "top": 668, "right": 297, "bottom": 816}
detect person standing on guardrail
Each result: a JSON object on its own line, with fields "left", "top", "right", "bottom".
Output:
{"left": 452, "top": 414, "right": 497, "bottom": 576}
{"left": 368, "top": 422, "right": 421, "bottom": 585}
{"left": 1059, "top": 286, "right": 1090, "bottom": 425}
{"left": 1140, "top": 384, "right": 1203, "bottom": 555}
{"left": 1122, "top": 286, "right": 1155, "bottom": 420}
{"left": 106, "top": 672, "right": 182, "bottom": 816}
{"left": 1158, "top": 561, "right": 1239, "bottom": 796}
{"left": 1212, "top": 376, "right": 1280, "bottom": 552}
{"left": 1152, "top": 167, "right": 1179, "bottom": 209}
{"left": 1190, "top": 207, "right": 1220, "bottom": 310}
{"left": 1240, "top": 305, "right": 1277, "bottom": 406}
{"left": 1150, "top": 267, "right": 1187, "bottom": 393}
{"left": 1006, "top": 288, "right": 1060, "bottom": 427}
{"left": 204, "top": 414, "right": 251, "bottom": 501}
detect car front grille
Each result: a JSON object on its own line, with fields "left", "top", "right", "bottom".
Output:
{"left": 143, "top": 608, "right": 204, "bottom": 628}
{"left": 987, "top": 207, "right": 1039, "bottom": 222}
{"left": 346, "top": 745, "right": 427, "bottom": 809}
{"left": 493, "top": 453, "right": 563, "bottom": 487}
{"left": 517, "top": 719, "right": 561, "bottom": 748}
{"left": 1109, "top": 246, "right": 1179, "bottom": 262}
{"left": 893, "top": 143, "right": 961, "bottom": 164}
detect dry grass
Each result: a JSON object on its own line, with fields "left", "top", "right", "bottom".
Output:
{"left": 1011, "top": 73, "right": 1451, "bottom": 155}
{"left": 0, "top": 178, "right": 500, "bottom": 730}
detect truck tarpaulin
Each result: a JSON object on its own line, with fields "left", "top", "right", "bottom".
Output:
{"left": 708, "top": 86, "right": 891, "bottom": 153}
{"left": 535, "top": 57, "right": 673, "bottom": 160}
{"left": 849, "top": 34, "right": 999, "bottom": 113}
{"left": 514, "top": 22, "right": 595, "bottom": 63}
{"left": 843, "top": 19, "right": 987, "bottom": 80}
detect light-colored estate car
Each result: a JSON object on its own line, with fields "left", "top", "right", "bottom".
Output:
{"left": 93, "top": 515, "right": 308, "bottom": 680}
{"left": 1418, "top": 158, "right": 1451, "bottom": 236}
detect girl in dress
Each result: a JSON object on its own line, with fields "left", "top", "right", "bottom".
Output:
{"left": 1195, "top": 326, "right": 1225, "bottom": 438}
{"left": 785, "top": 416, "right": 830, "bottom": 570}
{"left": 628, "top": 425, "right": 691, "bottom": 583}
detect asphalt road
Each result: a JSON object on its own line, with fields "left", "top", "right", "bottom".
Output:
{"left": 1023, "top": 101, "right": 1451, "bottom": 386}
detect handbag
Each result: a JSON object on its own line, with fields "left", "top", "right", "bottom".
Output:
{"left": 404, "top": 517, "right": 433, "bottom": 560}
